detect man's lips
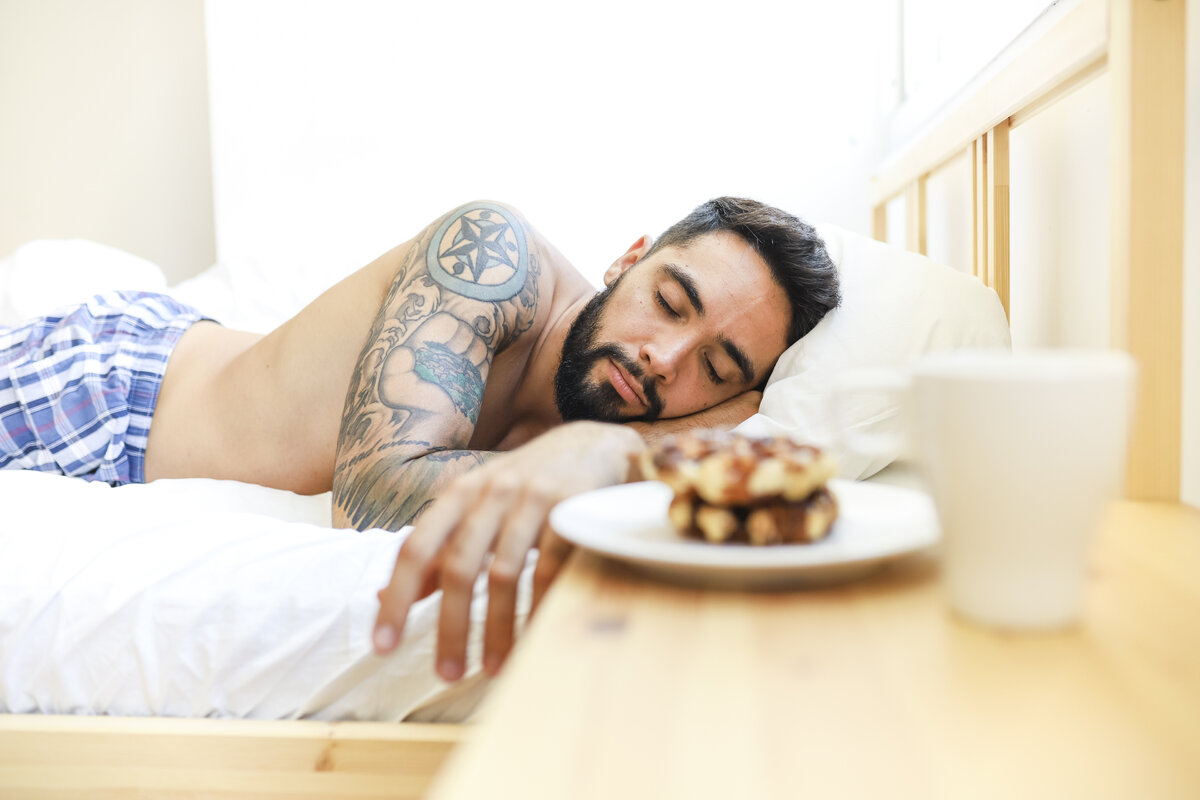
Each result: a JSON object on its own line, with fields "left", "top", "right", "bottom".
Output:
{"left": 607, "top": 359, "right": 646, "bottom": 408}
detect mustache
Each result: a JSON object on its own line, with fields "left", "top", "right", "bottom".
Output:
{"left": 588, "top": 343, "right": 664, "bottom": 420}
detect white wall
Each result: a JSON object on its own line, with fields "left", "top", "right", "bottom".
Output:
{"left": 204, "top": 0, "right": 886, "bottom": 295}
{"left": 0, "top": 0, "right": 215, "bottom": 285}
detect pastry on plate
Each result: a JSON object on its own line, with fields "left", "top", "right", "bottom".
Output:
{"left": 640, "top": 430, "right": 838, "bottom": 545}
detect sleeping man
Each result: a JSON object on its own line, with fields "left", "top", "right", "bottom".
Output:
{"left": 0, "top": 197, "right": 840, "bottom": 680}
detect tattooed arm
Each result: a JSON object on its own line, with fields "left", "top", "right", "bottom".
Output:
{"left": 332, "top": 201, "right": 540, "bottom": 530}
{"left": 348, "top": 205, "right": 647, "bottom": 682}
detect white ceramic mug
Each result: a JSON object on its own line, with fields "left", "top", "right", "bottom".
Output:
{"left": 836, "top": 349, "right": 1137, "bottom": 629}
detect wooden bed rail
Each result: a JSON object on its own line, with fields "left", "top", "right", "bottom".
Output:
{"left": 869, "top": 0, "right": 1186, "bottom": 502}
{"left": 0, "top": 714, "right": 466, "bottom": 799}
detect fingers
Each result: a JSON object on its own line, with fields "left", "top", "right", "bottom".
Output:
{"left": 373, "top": 425, "right": 635, "bottom": 680}
{"left": 531, "top": 525, "right": 574, "bottom": 618}
{"left": 372, "top": 476, "right": 479, "bottom": 656}
{"left": 433, "top": 477, "right": 513, "bottom": 681}
{"left": 482, "top": 503, "right": 552, "bottom": 676}
{"left": 373, "top": 525, "right": 443, "bottom": 655}
{"left": 434, "top": 475, "right": 560, "bottom": 681}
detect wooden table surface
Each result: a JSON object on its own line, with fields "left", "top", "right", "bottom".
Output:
{"left": 428, "top": 500, "right": 1200, "bottom": 800}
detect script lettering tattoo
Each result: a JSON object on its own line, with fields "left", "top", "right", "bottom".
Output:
{"left": 333, "top": 202, "right": 540, "bottom": 530}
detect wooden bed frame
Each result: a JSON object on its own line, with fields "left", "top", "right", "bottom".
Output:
{"left": 0, "top": 714, "right": 465, "bottom": 799}
{"left": 871, "top": 0, "right": 1186, "bottom": 504}
{"left": 0, "top": 0, "right": 1187, "bottom": 796}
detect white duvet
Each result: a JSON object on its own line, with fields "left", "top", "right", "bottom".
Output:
{"left": 0, "top": 470, "right": 525, "bottom": 721}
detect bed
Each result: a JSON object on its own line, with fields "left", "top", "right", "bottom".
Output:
{"left": 0, "top": 0, "right": 1186, "bottom": 795}
{"left": 0, "top": 232, "right": 1006, "bottom": 799}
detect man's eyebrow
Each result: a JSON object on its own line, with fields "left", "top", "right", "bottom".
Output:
{"left": 662, "top": 262, "right": 756, "bottom": 384}
{"left": 718, "top": 335, "right": 756, "bottom": 384}
{"left": 663, "top": 263, "right": 704, "bottom": 316}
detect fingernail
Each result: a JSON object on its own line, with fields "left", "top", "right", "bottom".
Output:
{"left": 437, "top": 658, "right": 463, "bottom": 682}
{"left": 484, "top": 653, "right": 502, "bottom": 676}
{"left": 373, "top": 624, "right": 397, "bottom": 652}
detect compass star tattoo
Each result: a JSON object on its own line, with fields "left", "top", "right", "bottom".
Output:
{"left": 440, "top": 212, "right": 516, "bottom": 280}
{"left": 426, "top": 202, "right": 529, "bottom": 301}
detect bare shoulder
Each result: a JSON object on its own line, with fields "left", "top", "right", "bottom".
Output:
{"left": 395, "top": 200, "right": 563, "bottom": 346}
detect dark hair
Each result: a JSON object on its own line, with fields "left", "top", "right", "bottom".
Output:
{"left": 644, "top": 197, "right": 841, "bottom": 344}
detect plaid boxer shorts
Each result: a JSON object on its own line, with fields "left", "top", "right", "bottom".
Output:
{"left": 0, "top": 291, "right": 205, "bottom": 485}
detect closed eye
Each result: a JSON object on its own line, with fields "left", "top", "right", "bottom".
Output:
{"left": 655, "top": 291, "right": 681, "bottom": 319}
{"left": 704, "top": 356, "right": 725, "bottom": 385}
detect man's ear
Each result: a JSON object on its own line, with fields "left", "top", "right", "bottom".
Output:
{"left": 603, "top": 234, "right": 655, "bottom": 287}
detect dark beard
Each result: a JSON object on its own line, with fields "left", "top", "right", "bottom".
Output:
{"left": 554, "top": 286, "right": 664, "bottom": 423}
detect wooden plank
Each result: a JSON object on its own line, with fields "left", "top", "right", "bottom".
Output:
{"left": 1109, "top": 0, "right": 1185, "bottom": 501}
{"left": 970, "top": 139, "right": 979, "bottom": 278}
{"left": 905, "top": 178, "right": 927, "bottom": 255}
{"left": 986, "top": 121, "right": 1011, "bottom": 319}
{"left": 974, "top": 135, "right": 988, "bottom": 282}
{"left": 872, "top": 0, "right": 1107, "bottom": 207}
{"left": 1009, "top": 53, "right": 1107, "bottom": 129}
{"left": 0, "top": 716, "right": 465, "bottom": 799}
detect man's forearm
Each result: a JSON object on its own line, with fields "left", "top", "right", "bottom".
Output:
{"left": 626, "top": 390, "right": 763, "bottom": 444}
{"left": 333, "top": 448, "right": 496, "bottom": 530}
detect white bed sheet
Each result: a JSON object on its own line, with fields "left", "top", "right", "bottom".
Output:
{"left": 0, "top": 471, "right": 526, "bottom": 722}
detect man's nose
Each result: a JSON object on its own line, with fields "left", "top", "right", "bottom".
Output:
{"left": 640, "top": 334, "right": 694, "bottom": 384}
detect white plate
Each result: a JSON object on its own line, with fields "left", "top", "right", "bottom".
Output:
{"left": 549, "top": 479, "right": 940, "bottom": 588}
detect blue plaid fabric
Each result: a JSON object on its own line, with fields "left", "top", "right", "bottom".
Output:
{"left": 0, "top": 291, "right": 204, "bottom": 485}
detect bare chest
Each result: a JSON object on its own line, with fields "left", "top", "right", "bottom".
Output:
{"left": 467, "top": 340, "right": 554, "bottom": 451}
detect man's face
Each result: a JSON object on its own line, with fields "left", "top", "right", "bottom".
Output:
{"left": 554, "top": 231, "right": 791, "bottom": 422}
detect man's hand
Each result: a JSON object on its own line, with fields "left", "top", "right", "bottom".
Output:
{"left": 372, "top": 421, "right": 644, "bottom": 680}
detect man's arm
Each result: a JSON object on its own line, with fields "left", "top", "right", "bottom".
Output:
{"left": 627, "top": 389, "right": 764, "bottom": 444}
{"left": 332, "top": 201, "right": 540, "bottom": 530}
{"left": 339, "top": 204, "right": 640, "bottom": 684}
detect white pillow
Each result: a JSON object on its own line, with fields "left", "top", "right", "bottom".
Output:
{"left": 0, "top": 239, "right": 168, "bottom": 324}
{"left": 738, "top": 223, "right": 1011, "bottom": 480}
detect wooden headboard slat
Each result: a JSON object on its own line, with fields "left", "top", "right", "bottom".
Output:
{"left": 1110, "top": 0, "right": 1186, "bottom": 500}
{"left": 984, "top": 122, "right": 1010, "bottom": 320}
{"left": 871, "top": 0, "right": 1107, "bottom": 208}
